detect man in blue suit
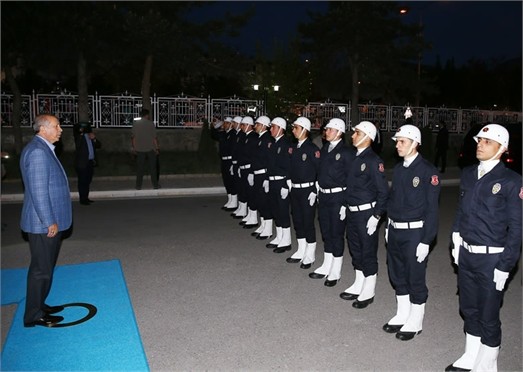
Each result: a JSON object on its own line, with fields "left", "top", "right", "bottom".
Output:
{"left": 20, "top": 114, "right": 72, "bottom": 327}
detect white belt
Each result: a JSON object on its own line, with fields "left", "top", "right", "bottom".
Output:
{"left": 221, "top": 156, "right": 232, "bottom": 160}
{"left": 292, "top": 182, "right": 315, "bottom": 188}
{"left": 388, "top": 219, "right": 424, "bottom": 229}
{"left": 269, "top": 176, "right": 286, "bottom": 181}
{"left": 462, "top": 241, "right": 504, "bottom": 254}
{"left": 348, "top": 201, "right": 376, "bottom": 212}
{"left": 254, "top": 169, "right": 267, "bottom": 175}
{"left": 239, "top": 164, "right": 251, "bottom": 170}
{"left": 232, "top": 161, "right": 238, "bottom": 164}
{"left": 320, "top": 187, "right": 346, "bottom": 194}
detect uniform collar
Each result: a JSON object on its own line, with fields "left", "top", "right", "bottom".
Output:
{"left": 403, "top": 152, "right": 419, "bottom": 167}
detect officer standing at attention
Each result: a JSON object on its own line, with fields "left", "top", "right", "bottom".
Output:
{"left": 446, "top": 124, "right": 521, "bottom": 372}
{"left": 286, "top": 117, "right": 321, "bottom": 269}
{"left": 382, "top": 124, "right": 440, "bottom": 341}
{"left": 210, "top": 117, "right": 233, "bottom": 210}
{"left": 309, "top": 118, "right": 354, "bottom": 286}
{"left": 266, "top": 117, "right": 292, "bottom": 253}
{"left": 231, "top": 116, "right": 247, "bottom": 219}
{"left": 238, "top": 116, "right": 259, "bottom": 228}
{"left": 250, "top": 115, "right": 274, "bottom": 238}
{"left": 340, "top": 121, "right": 389, "bottom": 309}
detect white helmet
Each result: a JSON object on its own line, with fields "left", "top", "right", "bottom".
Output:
{"left": 232, "top": 116, "right": 242, "bottom": 124}
{"left": 352, "top": 121, "right": 377, "bottom": 141}
{"left": 255, "top": 115, "right": 271, "bottom": 127}
{"left": 271, "top": 117, "right": 287, "bottom": 130}
{"left": 325, "top": 118, "right": 346, "bottom": 133}
{"left": 241, "top": 116, "right": 254, "bottom": 125}
{"left": 392, "top": 124, "right": 421, "bottom": 145}
{"left": 293, "top": 116, "right": 311, "bottom": 131}
{"left": 224, "top": 117, "right": 233, "bottom": 123}
{"left": 474, "top": 123, "right": 509, "bottom": 148}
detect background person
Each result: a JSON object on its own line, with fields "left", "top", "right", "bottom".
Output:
{"left": 446, "top": 124, "right": 522, "bottom": 372}
{"left": 20, "top": 114, "right": 72, "bottom": 327}
{"left": 132, "top": 108, "right": 159, "bottom": 190}
{"left": 74, "top": 122, "right": 100, "bottom": 205}
{"left": 434, "top": 121, "right": 449, "bottom": 173}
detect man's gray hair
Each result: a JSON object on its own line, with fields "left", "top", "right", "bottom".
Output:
{"left": 33, "top": 114, "right": 54, "bottom": 133}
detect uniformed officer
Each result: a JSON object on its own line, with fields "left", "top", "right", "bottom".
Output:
{"left": 286, "top": 117, "right": 321, "bottom": 268}
{"left": 309, "top": 118, "right": 354, "bottom": 286}
{"left": 382, "top": 124, "right": 440, "bottom": 341}
{"left": 340, "top": 121, "right": 389, "bottom": 309}
{"left": 210, "top": 117, "right": 235, "bottom": 210}
{"left": 446, "top": 124, "right": 521, "bottom": 372}
{"left": 250, "top": 115, "right": 274, "bottom": 237}
{"left": 238, "top": 116, "right": 259, "bottom": 228}
{"left": 266, "top": 117, "right": 292, "bottom": 253}
{"left": 231, "top": 116, "right": 247, "bottom": 219}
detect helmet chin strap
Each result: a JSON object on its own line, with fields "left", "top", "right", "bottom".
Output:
{"left": 405, "top": 141, "right": 418, "bottom": 158}
{"left": 298, "top": 127, "right": 306, "bottom": 139}
{"left": 354, "top": 133, "right": 369, "bottom": 148}
{"left": 486, "top": 146, "right": 506, "bottom": 162}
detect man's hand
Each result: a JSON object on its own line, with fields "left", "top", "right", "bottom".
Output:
{"left": 451, "top": 232, "right": 461, "bottom": 265}
{"left": 308, "top": 192, "right": 317, "bottom": 206}
{"left": 339, "top": 206, "right": 346, "bottom": 221}
{"left": 47, "top": 223, "right": 59, "bottom": 238}
{"left": 416, "top": 243, "right": 430, "bottom": 263}
{"left": 493, "top": 268, "right": 509, "bottom": 291}
{"left": 280, "top": 187, "right": 289, "bottom": 199}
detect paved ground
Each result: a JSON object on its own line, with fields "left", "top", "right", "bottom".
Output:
{"left": 1, "top": 172, "right": 521, "bottom": 371}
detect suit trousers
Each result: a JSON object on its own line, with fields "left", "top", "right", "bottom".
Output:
{"left": 136, "top": 150, "right": 158, "bottom": 189}
{"left": 76, "top": 160, "right": 94, "bottom": 202}
{"left": 24, "top": 232, "right": 62, "bottom": 323}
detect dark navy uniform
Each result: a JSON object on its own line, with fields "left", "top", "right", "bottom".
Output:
{"left": 452, "top": 162, "right": 522, "bottom": 347}
{"left": 345, "top": 147, "right": 388, "bottom": 277}
{"left": 386, "top": 155, "right": 440, "bottom": 304}
{"left": 239, "top": 129, "right": 258, "bottom": 212}
{"left": 317, "top": 142, "right": 354, "bottom": 258}
{"left": 267, "top": 135, "right": 292, "bottom": 230}
{"left": 290, "top": 138, "right": 321, "bottom": 244}
{"left": 252, "top": 130, "right": 274, "bottom": 222}
{"left": 211, "top": 125, "right": 234, "bottom": 202}
{"left": 231, "top": 128, "right": 245, "bottom": 213}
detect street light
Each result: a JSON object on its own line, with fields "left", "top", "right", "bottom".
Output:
{"left": 253, "top": 84, "right": 280, "bottom": 115}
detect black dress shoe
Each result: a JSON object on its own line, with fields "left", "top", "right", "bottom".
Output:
{"left": 43, "top": 304, "right": 64, "bottom": 314}
{"left": 309, "top": 272, "right": 326, "bottom": 279}
{"left": 324, "top": 279, "right": 339, "bottom": 287}
{"left": 24, "top": 314, "right": 64, "bottom": 327}
{"left": 266, "top": 243, "right": 278, "bottom": 248}
{"left": 232, "top": 214, "right": 243, "bottom": 219}
{"left": 352, "top": 297, "right": 374, "bottom": 308}
{"left": 382, "top": 323, "right": 403, "bottom": 333}
{"left": 250, "top": 231, "right": 259, "bottom": 237}
{"left": 239, "top": 221, "right": 246, "bottom": 226}
{"left": 339, "top": 292, "right": 358, "bottom": 301}
{"left": 87, "top": 199, "right": 95, "bottom": 203}
{"left": 79, "top": 200, "right": 91, "bottom": 205}
{"left": 256, "top": 235, "right": 271, "bottom": 240}
{"left": 286, "top": 257, "right": 301, "bottom": 263}
{"left": 243, "top": 224, "right": 257, "bottom": 229}
{"left": 273, "top": 246, "right": 291, "bottom": 253}
{"left": 445, "top": 364, "right": 471, "bottom": 371}
{"left": 396, "top": 330, "right": 422, "bottom": 341}
{"left": 225, "top": 207, "right": 236, "bottom": 211}
{"left": 300, "top": 263, "right": 312, "bottom": 269}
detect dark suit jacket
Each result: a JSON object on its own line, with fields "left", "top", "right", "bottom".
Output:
{"left": 74, "top": 132, "right": 100, "bottom": 168}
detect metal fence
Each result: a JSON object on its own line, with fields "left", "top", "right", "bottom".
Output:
{"left": 1, "top": 91, "right": 521, "bottom": 133}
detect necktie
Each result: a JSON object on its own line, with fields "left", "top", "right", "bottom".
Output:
{"left": 479, "top": 168, "right": 485, "bottom": 179}
{"left": 328, "top": 144, "right": 334, "bottom": 152}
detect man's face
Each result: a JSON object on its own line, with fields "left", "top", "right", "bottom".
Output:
{"left": 254, "top": 123, "right": 265, "bottom": 133}
{"left": 395, "top": 137, "right": 415, "bottom": 158}
{"left": 325, "top": 127, "right": 340, "bottom": 142}
{"left": 476, "top": 137, "right": 503, "bottom": 161}
{"left": 351, "top": 129, "right": 368, "bottom": 147}
{"left": 270, "top": 124, "right": 282, "bottom": 138}
{"left": 292, "top": 124, "right": 306, "bottom": 140}
{"left": 40, "top": 117, "right": 62, "bottom": 143}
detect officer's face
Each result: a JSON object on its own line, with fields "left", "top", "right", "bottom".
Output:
{"left": 351, "top": 129, "right": 368, "bottom": 146}
{"left": 325, "top": 127, "right": 341, "bottom": 142}
{"left": 270, "top": 124, "right": 282, "bottom": 138}
{"left": 292, "top": 125, "right": 306, "bottom": 140}
{"left": 476, "top": 138, "right": 503, "bottom": 161}
{"left": 395, "top": 137, "right": 415, "bottom": 158}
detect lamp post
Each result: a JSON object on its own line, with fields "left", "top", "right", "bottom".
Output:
{"left": 253, "top": 84, "right": 280, "bottom": 116}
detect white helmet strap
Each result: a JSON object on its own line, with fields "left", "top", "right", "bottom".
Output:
{"left": 354, "top": 132, "right": 369, "bottom": 148}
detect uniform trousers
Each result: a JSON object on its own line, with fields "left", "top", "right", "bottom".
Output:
{"left": 458, "top": 247, "right": 504, "bottom": 347}
{"left": 255, "top": 174, "right": 271, "bottom": 219}
{"left": 24, "top": 232, "right": 62, "bottom": 323}
{"left": 269, "top": 179, "right": 290, "bottom": 228}
{"left": 346, "top": 209, "right": 378, "bottom": 276}
{"left": 387, "top": 226, "right": 428, "bottom": 304}
{"left": 237, "top": 167, "right": 248, "bottom": 204}
{"left": 318, "top": 192, "right": 346, "bottom": 257}
{"left": 290, "top": 187, "right": 316, "bottom": 243}
{"left": 221, "top": 160, "right": 235, "bottom": 195}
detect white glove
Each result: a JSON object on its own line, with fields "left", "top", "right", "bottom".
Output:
{"left": 229, "top": 165, "right": 234, "bottom": 175}
{"left": 493, "top": 268, "right": 509, "bottom": 291}
{"left": 451, "top": 232, "right": 461, "bottom": 265}
{"left": 366, "top": 215, "right": 380, "bottom": 236}
{"left": 237, "top": 168, "right": 241, "bottom": 178}
{"left": 280, "top": 187, "right": 289, "bottom": 199}
{"left": 286, "top": 179, "right": 292, "bottom": 191}
{"left": 263, "top": 180, "right": 269, "bottom": 193}
{"left": 339, "top": 206, "right": 346, "bottom": 221}
{"left": 308, "top": 192, "right": 317, "bottom": 206}
{"left": 247, "top": 173, "right": 254, "bottom": 186}
{"left": 416, "top": 243, "right": 430, "bottom": 263}
{"left": 385, "top": 227, "right": 389, "bottom": 243}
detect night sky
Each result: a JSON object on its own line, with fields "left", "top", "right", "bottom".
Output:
{"left": 188, "top": 1, "right": 522, "bottom": 66}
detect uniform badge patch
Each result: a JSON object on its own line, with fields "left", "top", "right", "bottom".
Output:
{"left": 413, "top": 176, "right": 420, "bottom": 187}
{"left": 277, "top": 147, "right": 281, "bottom": 154}
{"left": 268, "top": 142, "right": 272, "bottom": 148}
{"left": 302, "top": 153, "right": 307, "bottom": 161}
{"left": 492, "top": 183, "right": 501, "bottom": 194}
{"left": 335, "top": 153, "right": 341, "bottom": 161}
{"left": 378, "top": 163, "right": 384, "bottom": 172}
{"left": 315, "top": 151, "right": 320, "bottom": 158}
{"left": 431, "top": 175, "right": 439, "bottom": 186}
{"left": 361, "top": 163, "right": 366, "bottom": 172}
